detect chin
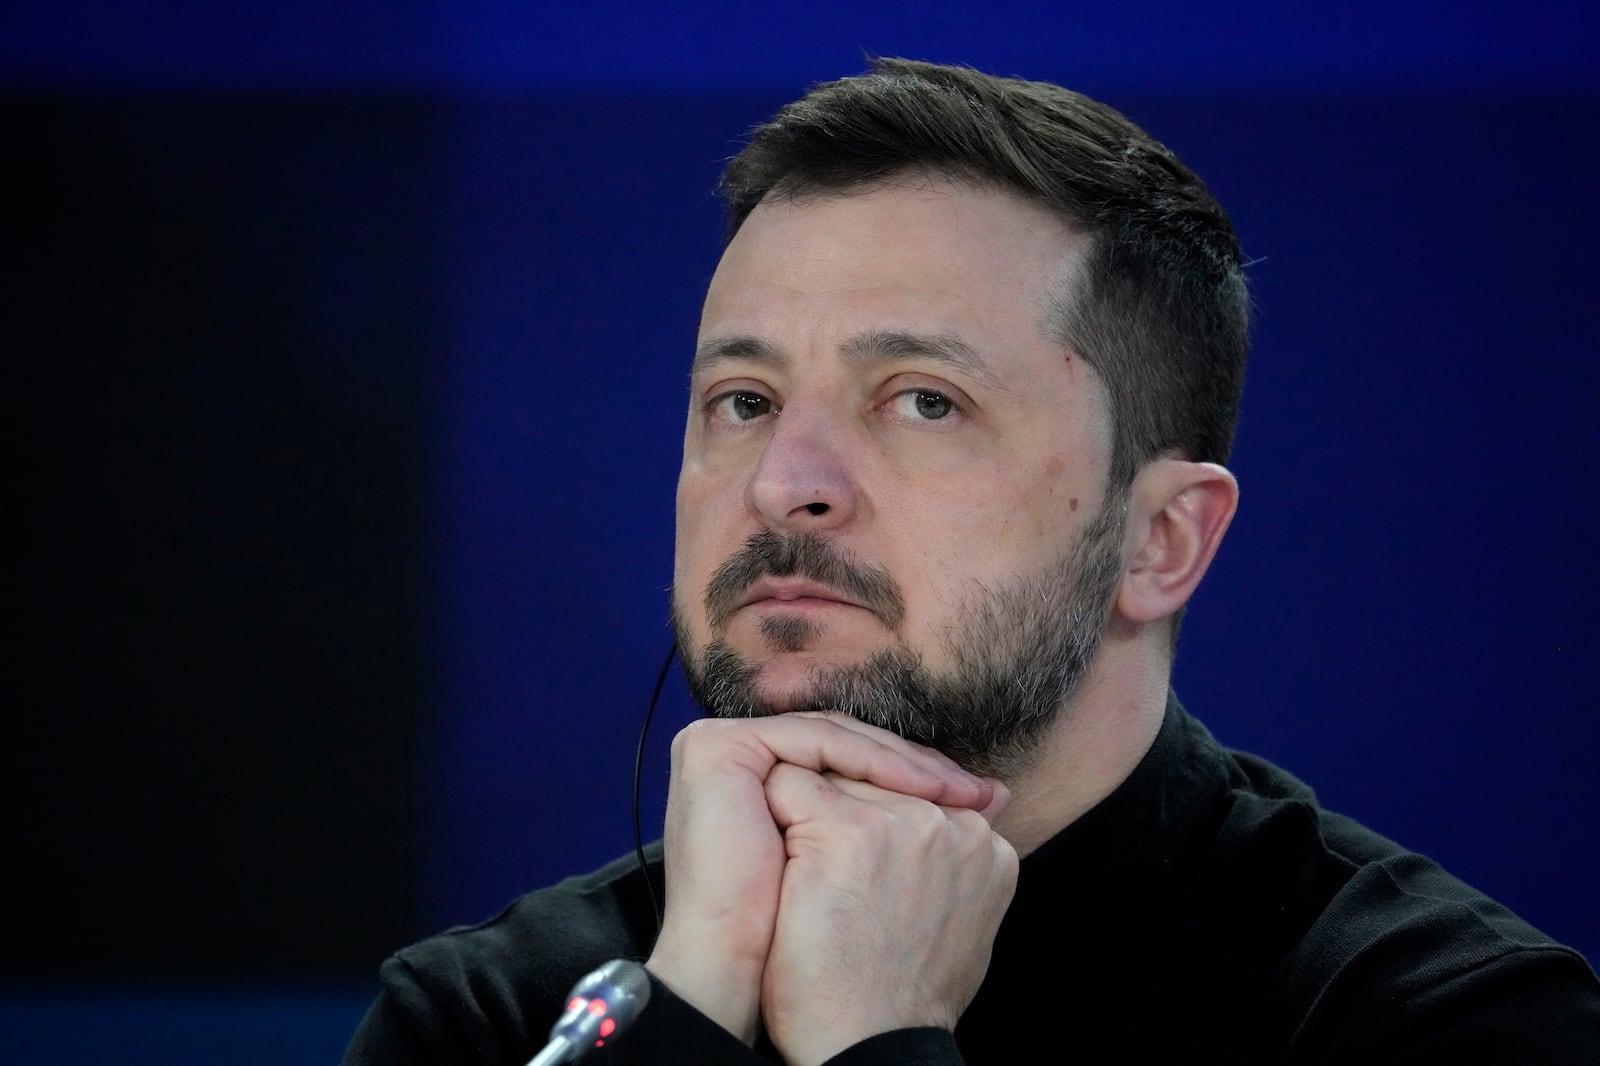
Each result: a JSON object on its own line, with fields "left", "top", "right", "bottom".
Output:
{"left": 682, "top": 627, "right": 904, "bottom": 723}
{"left": 742, "top": 658, "right": 833, "bottom": 711}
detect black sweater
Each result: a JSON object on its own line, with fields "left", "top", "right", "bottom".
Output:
{"left": 343, "top": 696, "right": 1600, "bottom": 1063}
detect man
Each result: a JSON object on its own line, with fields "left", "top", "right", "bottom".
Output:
{"left": 343, "top": 58, "right": 1600, "bottom": 1063}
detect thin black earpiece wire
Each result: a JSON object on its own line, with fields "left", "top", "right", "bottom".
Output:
{"left": 634, "top": 641, "right": 677, "bottom": 932}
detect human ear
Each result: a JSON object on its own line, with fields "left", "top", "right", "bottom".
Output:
{"left": 1115, "top": 459, "right": 1238, "bottom": 625}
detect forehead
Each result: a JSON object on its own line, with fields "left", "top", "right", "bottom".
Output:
{"left": 699, "top": 177, "right": 1089, "bottom": 361}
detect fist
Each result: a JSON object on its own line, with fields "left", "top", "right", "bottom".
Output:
{"left": 759, "top": 765, "right": 1019, "bottom": 1065}
{"left": 645, "top": 714, "right": 998, "bottom": 1045}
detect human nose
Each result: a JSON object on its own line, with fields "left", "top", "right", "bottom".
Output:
{"left": 745, "top": 404, "right": 859, "bottom": 530}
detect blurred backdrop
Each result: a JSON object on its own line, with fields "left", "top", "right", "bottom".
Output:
{"left": 6, "top": 3, "right": 1599, "bottom": 1063}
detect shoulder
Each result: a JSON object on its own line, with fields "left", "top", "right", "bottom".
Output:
{"left": 342, "top": 846, "right": 662, "bottom": 1066}
{"left": 1210, "top": 752, "right": 1600, "bottom": 1059}
{"left": 1287, "top": 807, "right": 1598, "bottom": 1057}
{"left": 391, "top": 845, "right": 660, "bottom": 995}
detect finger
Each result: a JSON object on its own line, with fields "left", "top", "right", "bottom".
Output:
{"left": 672, "top": 715, "right": 990, "bottom": 808}
{"left": 763, "top": 763, "right": 920, "bottom": 843}
{"left": 824, "top": 770, "right": 1013, "bottom": 826}
{"left": 975, "top": 778, "right": 1011, "bottom": 824}
{"left": 763, "top": 762, "right": 841, "bottom": 832}
{"left": 764, "top": 766, "right": 1005, "bottom": 860}
{"left": 781, "top": 711, "right": 998, "bottom": 810}
{"left": 785, "top": 711, "right": 965, "bottom": 776}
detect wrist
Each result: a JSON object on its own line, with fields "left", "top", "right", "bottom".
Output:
{"left": 646, "top": 938, "right": 763, "bottom": 1045}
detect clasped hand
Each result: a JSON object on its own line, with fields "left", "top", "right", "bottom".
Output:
{"left": 645, "top": 713, "right": 1019, "bottom": 1065}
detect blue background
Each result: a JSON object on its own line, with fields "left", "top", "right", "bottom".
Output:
{"left": 6, "top": 3, "right": 1598, "bottom": 1063}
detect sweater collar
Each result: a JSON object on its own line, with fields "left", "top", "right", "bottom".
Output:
{"left": 956, "top": 691, "right": 1237, "bottom": 1050}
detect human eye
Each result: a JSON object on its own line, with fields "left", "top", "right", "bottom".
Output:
{"left": 706, "top": 388, "right": 778, "bottom": 424}
{"left": 888, "top": 387, "right": 959, "bottom": 422}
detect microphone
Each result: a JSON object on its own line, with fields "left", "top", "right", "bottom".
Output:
{"left": 524, "top": 958, "right": 653, "bottom": 1066}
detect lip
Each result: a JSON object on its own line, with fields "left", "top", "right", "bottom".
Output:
{"left": 737, "top": 577, "right": 864, "bottom": 612}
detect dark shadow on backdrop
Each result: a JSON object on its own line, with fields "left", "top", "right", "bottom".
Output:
{"left": 9, "top": 94, "right": 440, "bottom": 977}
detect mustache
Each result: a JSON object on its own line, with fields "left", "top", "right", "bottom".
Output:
{"left": 704, "top": 530, "right": 906, "bottom": 632}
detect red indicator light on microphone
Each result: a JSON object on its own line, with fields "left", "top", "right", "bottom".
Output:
{"left": 544, "top": 959, "right": 650, "bottom": 1061}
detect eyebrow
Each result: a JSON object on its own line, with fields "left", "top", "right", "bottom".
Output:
{"left": 691, "top": 335, "right": 781, "bottom": 376}
{"left": 692, "top": 329, "right": 1009, "bottom": 393}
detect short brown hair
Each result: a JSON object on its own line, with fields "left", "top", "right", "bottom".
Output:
{"left": 718, "top": 57, "right": 1250, "bottom": 489}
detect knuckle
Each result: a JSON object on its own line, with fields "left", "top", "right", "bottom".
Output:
{"left": 995, "top": 837, "right": 1020, "bottom": 880}
{"left": 672, "top": 717, "right": 715, "bottom": 748}
{"left": 948, "top": 807, "right": 989, "bottom": 833}
{"left": 902, "top": 799, "right": 954, "bottom": 844}
{"left": 669, "top": 719, "right": 706, "bottom": 760}
{"left": 669, "top": 718, "right": 741, "bottom": 771}
{"left": 845, "top": 801, "right": 897, "bottom": 843}
{"left": 767, "top": 761, "right": 814, "bottom": 792}
{"left": 942, "top": 807, "right": 995, "bottom": 848}
{"left": 674, "top": 716, "right": 740, "bottom": 749}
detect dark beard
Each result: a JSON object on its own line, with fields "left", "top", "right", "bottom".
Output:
{"left": 671, "top": 490, "right": 1127, "bottom": 780}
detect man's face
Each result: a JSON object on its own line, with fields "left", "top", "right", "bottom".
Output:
{"left": 672, "top": 177, "right": 1124, "bottom": 776}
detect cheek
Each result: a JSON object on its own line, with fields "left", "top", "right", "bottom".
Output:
{"left": 673, "top": 464, "right": 744, "bottom": 595}
{"left": 892, "top": 465, "right": 1066, "bottom": 598}
{"left": 1007, "top": 446, "right": 1100, "bottom": 539}
{"left": 673, "top": 465, "right": 705, "bottom": 582}
{"left": 673, "top": 503, "right": 707, "bottom": 592}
